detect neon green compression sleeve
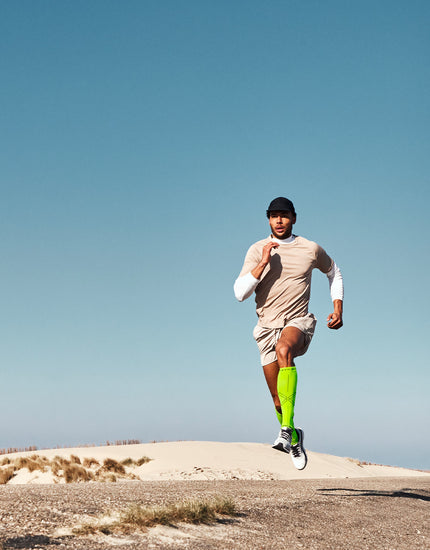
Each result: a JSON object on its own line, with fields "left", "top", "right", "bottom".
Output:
{"left": 277, "top": 366, "right": 298, "bottom": 445}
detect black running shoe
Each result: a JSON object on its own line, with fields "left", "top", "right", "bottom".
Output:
{"left": 272, "top": 428, "right": 292, "bottom": 453}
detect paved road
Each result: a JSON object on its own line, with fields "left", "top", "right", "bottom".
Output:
{"left": 0, "top": 477, "right": 429, "bottom": 549}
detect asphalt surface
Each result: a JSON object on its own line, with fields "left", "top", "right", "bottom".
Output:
{"left": 0, "top": 477, "right": 429, "bottom": 549}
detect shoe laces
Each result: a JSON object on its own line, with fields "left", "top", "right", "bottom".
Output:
{"left": 291, "top": 444, "right": 301, "bottom": 458}
{"left": 281, "top": 428, "right": 292, "bottom": 442}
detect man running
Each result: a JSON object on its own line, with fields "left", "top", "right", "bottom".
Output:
{"left": 234, "top": 197, "right": 344, "bottom": 470}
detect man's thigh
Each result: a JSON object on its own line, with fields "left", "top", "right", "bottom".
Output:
{"left": 277, "top": 326, "right": 307, "bottom": 357}
{"left": 253, "top": 314, "right": 316, "bottom": 366}
{"left": 283, "top": 313, "right": 317, "bottom": 357}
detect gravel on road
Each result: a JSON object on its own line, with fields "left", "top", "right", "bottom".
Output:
{"left": 0, "top": 477, "right": 429, "bottom": 549}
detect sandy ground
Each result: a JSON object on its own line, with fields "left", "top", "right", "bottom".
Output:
{"left": 0, "top": 477, "right": 429, "bottom": 549}
{"left": 3, "top": 441, "right": 428, "bottom": 484}
{"left": 0, "top": 441, "right": 430, "bottom": 550}
{"left": 0, "top": 442, "right": 428, "bottom": 549}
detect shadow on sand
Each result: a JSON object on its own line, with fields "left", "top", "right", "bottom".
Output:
{"left": 2, "top": 535, "right": 61, "bottom": 549}
{"left": 317, "top": 487, "right": 430, "bottom": 501}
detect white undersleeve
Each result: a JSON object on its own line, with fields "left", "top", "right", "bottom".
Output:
{"left": 326, "top": 262, "right": 344, "bottom": 302}
{"left": 234, "top": 272, "right": 259, "bottom": 302}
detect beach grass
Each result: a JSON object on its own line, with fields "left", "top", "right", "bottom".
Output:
{"left": 0, "top": 467, "right": 15, "bottom": 485}
{"left": 82, "top": 457, "right": 100, "bottom": 468}
{"left": 0, "top": 454, "right": 152, "bottom": 484}
{"left": 72, "top": 496, "right": 237, "bottom": 535}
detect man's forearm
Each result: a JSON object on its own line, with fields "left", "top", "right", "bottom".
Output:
{"left": 333, "top": 299, "right": 343, "bottom": 315}
{"left": 327, "top": 299, "right": 343, "bottom": 329}
{"left": 235, "top": 240, "right": 278, "bottom": 302}
{"left": 251, "top": 240, "right": 279, "bottom": 280}
{"left": 251, "top": 261, "right": 268, "bottom": 280}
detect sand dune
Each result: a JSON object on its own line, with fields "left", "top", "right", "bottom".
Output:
{"left": 2, "top": 441, "right": 428, "bottom": 485}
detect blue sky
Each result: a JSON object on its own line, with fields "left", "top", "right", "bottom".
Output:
{"left": 1, "top": 1, "right": 429, "bottom": 469}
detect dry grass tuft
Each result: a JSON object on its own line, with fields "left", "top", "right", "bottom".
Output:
{"left": 102, "top": 458, "right": 125, "bottom": 474}
{"left": 121, "top": 500, "right": 216, "bottom": 527}
{"left": 0, "top": 467, "right": 15, "bottom": 485}
{"left": 34, "top": 455, "right": 50, "bottom": 467}
{"left": 94, "top": 472, "right": 117, "bottom": 483}
{"left": 72, "top": 496, "right": 237, "bottom": 536}
{"left": 0, "top": 452, "right": 152, "bottom": 485}
{"left": 14, "top": 457, "right": 46, "bottom": 473}
{"left": 72, "top": 523, "right": 100, "bottom": 535}
{"left": 51, "top": 462, "right": 61, "bottom": 477}
{"left": 53, "top": 456, "right": 71, "bottom": 467}
{"left": 63, "top": 464, "right": 94, "bottom": 483}
{"left": 51, "top": 456, "right": 71, "bottom": 477}
{"left": 122, "top": 496, "right": 237, "bottom": 528}
{"left": 211, "top": 496, "right": 237, "bottom": 516}
{"left": 82, "top": 457, "right": 100, "bottom": 468}
{"left": 136, "top": 456, "right": 152, "bottom": 466}
{"left": 346, "top": 457, "right": 374, "bottom": 467}
{"left": 120, "top": 456, "right": 152, "bottom": 467}
{"left": 346, "top": 457, "right": 363, "bottom": 467}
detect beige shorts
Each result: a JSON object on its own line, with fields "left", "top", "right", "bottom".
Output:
{"left": 253, "top": 313, "right": 317, "bottom": 366}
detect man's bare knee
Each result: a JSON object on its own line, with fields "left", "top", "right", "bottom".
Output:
{"left": 275, "top": 341, "right": 294, "bottom": 365}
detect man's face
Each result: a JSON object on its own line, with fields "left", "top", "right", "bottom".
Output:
{"left": 268, "top": 210, "right": 296, "bottom": 239}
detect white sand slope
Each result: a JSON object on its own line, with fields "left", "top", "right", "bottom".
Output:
{"left": 3, "top": 441, "right": 428, "bottom": 484}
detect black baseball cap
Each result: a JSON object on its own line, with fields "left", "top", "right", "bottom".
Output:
{"left": 266, "top": 197, "right": 296, "bottom": 218}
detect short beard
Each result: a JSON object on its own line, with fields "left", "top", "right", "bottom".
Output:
{"left": 272, "top": 228, "right": 291, "bottom": 240}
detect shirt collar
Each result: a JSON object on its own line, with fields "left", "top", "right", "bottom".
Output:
{"left": 271, "top": 234, "right": 296, "bottom": 244}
